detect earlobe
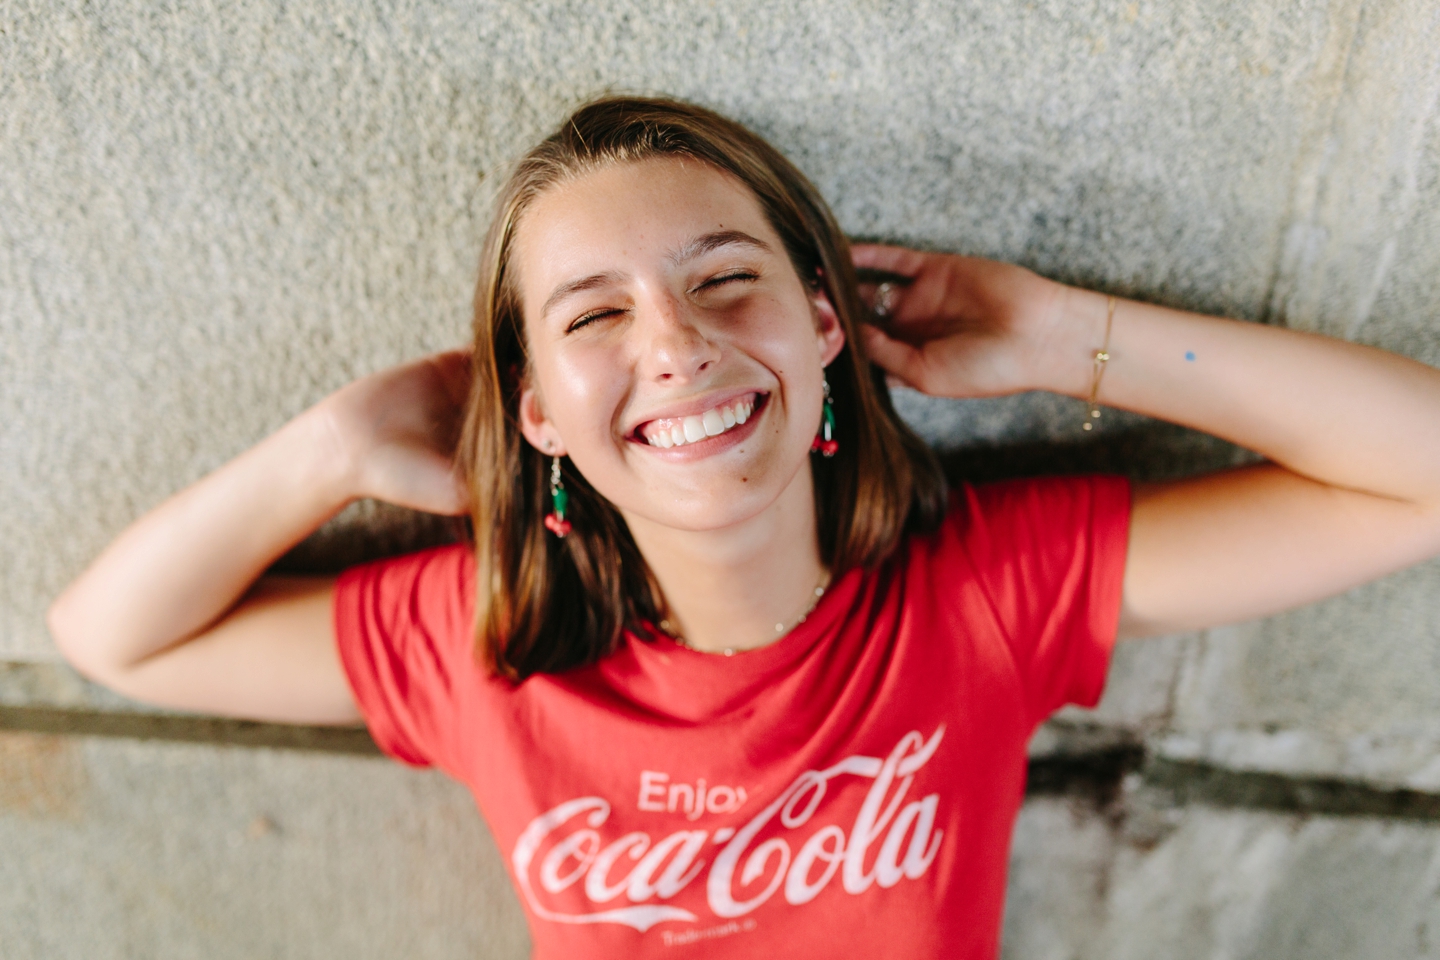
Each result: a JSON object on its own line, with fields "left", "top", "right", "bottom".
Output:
{"left": 811, "top": 287, "right": 847, "bottom": 367}
{"left": 517, "top": 384, "right": 567, "bottom": 456}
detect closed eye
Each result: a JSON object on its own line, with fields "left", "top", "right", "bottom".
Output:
{"left": 696, "top": 271, "right": 759, "bottom": 292}
{"left": 566, "top": 307, "right": 626, "bottom": 333}
{"left": 567, "top": 272, "right": 758, "bottom": 332}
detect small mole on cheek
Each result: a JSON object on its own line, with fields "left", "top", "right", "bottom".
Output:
{"left": 741, "top": 477, "right": 748, "bottom": 482}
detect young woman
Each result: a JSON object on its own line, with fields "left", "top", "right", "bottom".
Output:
{"left": 49, "top": 97, "right": 1440, "bottom": 958}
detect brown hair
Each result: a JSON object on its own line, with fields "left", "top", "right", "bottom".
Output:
{"left": 458, "top": 95, "right": 946, "bottom": 680}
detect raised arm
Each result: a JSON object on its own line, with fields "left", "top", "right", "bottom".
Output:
{"left": 47, "top": 351, "right": 471, "bottom": 723}
{"left": 852, "top": 244, "right": 1440, "bottom": 640}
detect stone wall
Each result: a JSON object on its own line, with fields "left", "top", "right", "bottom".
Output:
{"left": 3, "top": 0, "right": 1438, "bottom": 955}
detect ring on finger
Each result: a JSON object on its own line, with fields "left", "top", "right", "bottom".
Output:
{"left": 873, "top": 281, "right": 899, "bottom": 319}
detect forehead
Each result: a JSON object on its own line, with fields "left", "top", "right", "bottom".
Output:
{"left": 510, "top": 157, "right": 780, "bottom": 302}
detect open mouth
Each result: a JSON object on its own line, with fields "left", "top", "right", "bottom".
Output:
{"left": 636, "top": 392, "right": 766, "bottom": 449}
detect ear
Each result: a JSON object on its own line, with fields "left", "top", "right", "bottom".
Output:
{"left": 810, "top": 284, "right": 847, "bottom": 368}
{"left": 517, "top": 382, "right": 568, "bottom": 457}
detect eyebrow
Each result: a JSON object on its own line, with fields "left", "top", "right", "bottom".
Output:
{"left": 667, "top": 230, "right": 773, "bottom": 266}
{"left": 539, "top": 231, "right": 774, "bottom": 320}
{"left": 540, "top": 270, "right": 626, "bottom": 320}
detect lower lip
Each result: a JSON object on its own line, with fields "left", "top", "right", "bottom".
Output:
{"left": 632, "top": 395, "right": 770, "bottom": 459}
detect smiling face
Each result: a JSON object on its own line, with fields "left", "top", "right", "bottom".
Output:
{"left": 511, "top": 157, "right": 846, "bottom": 534}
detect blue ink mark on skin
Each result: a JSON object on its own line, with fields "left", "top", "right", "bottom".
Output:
{"left": 1185, "top": 350, "right": 1196, "bottom": 361}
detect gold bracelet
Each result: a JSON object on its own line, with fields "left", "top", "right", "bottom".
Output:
{"left": 1082, "top": 295, "right": 1116, "bottom": 432}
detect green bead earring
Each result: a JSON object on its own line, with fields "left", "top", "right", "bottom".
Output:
{"left": 810, "top": 376, "right": 838, "bottom": 457}
{"left": 543, "top": 455, "right": 571, "bottom": 537}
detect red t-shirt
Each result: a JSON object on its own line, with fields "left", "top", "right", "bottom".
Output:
{"left": 334, "top": 475, "right": 1131, "bottom": 959}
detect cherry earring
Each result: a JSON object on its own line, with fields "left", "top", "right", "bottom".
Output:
{"left": 543, "top": 456, "right": 571, "bottom": 537}
{"left": 811, "top": 376, "right": 838, "bottom": 457}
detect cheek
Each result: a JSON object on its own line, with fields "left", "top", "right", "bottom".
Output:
{"left": 741, "top": 300, "right": 826, "bottom": 390}
{"left": 542, "top": 348, "right": 629, "bottom": 441}
{"left": 744, "top": 291, "right": 825, "bottom": 359}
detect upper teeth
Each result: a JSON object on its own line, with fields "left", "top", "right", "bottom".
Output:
{"left": 644, "top": 397, "right": 755, "bottom": 448}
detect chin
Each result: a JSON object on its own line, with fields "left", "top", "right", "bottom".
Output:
{"left": 618, "top": 481, "right": 790, "bottom": 535}
{"left": 653, "top": 499, "right": 775, "bottom": 534}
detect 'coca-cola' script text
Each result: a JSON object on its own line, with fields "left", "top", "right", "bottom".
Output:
{"left": 510, "top": 726, "right": 947, "bottom": 932}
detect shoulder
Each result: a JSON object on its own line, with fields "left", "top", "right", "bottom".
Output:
{"left": 338, "top": 540, "right": 474, "bottom": 583}
{"left": 904, "top": 474, "right": 1132, "bottom": 583}
{"left": 334, "top": 542, "right": 476, "bottom": 667}
{"left": 899, "top": 475, "right": 1133, "bottom": 723}
{"left": 332, "top": 542, "right": 484, "bottom": 768}
{"left": 337, "top": 542, "right": 473, "bottom": 608}
{"left": 922, "top": 472, "right": 1130, "bottom": 543}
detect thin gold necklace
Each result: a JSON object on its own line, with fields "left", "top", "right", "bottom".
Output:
{"left": 660, "top": 570, "right": 832, "bottom": 657}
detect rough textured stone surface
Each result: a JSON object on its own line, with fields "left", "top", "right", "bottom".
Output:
{"left": 0, "top": 731, "right": 529, "bottom": 959}
{"left": 9, "top": 731, "right": 1439, "bottom": 960}
{"left": 0, "top": 660, "right": 140, "bottom": 714}
{"left": 1006, "top": 794, "right": 1440, "bottom": 960}
{"left": 4, "top": 0, "right": 1440, "bottom": 954}
{"left": 1163, "top": 559, "right": 1440, "bottom": 790}
{"left": 6, "top": 0, "right": 1438, "bottom": 662}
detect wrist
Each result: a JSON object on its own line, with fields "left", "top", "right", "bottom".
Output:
{"left": 286, "top": 400, "right": 367, "bottom": 508}
{"left": 1029, "top": 285, "right": 1113, "bottom": 399}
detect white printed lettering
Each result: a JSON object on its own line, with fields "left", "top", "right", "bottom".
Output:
{"left": 710, "top": 726, "right": 945, "bottom": 917}
{"left": 585, "top": 832, "right": 650, "bottom": 903}
{"left": 540, "top": 829, "right": 599, "bottom": 893}
{"left": 843, "top": 733, "right": 923, "bottom": 894}
{"left": 707, "top": 785, "right": 746, "bottom": 813}
{"left": 875, "top": 795, "right": 941, "bottom": 887}
{"left": 643, "top": 772, "right": 748, "bottom": 819}
{"left": 691, "top": 779, "right": 707, "bottom": 821}
{"left": 511, "top": 797, "right": 698, "bottom": 931}
{"left": 667, "top": 782, "right": 694, "bottom": 815}
{"left": 784, "top": 824, "right": 845, "bottom": 905}
{"left": 626, "top": 830, "right": 709, "bottom": 901}
{"left": 514, "top": 725, "right": 947, "bottom": 931}
{"left": 639, "top": 771, "right": 668, "bottom": 811}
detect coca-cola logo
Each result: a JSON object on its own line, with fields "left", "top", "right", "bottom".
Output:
{"left": 511, "top": 725, "right": 946, "bottom": 932}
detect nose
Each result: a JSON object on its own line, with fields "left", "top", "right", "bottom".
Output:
{"left": 635, "top": 289, "right": 721, "bottom": 384}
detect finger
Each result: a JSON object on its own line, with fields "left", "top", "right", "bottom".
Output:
{"left": 868, "top": 279, "right": 906, "bottom": 321}
{"left": 850, "top": 243, "right": 929, "bottom": 277}
{"left": 859, "top": 323, "right": 927, "bottom": 387}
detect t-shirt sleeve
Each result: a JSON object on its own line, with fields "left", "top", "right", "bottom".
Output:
{"left": 332, "top": 543, "right": 477, "bottom": 770}
{"left": 950, "top": 474, "right": 1132, "bottom": 727}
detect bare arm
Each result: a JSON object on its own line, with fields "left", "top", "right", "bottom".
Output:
{"left": 1072, "top": 297, "right": 1440, "bottom": 637}
{"left": 47, "top": 351, "right": 472, "bottom": 724}
{"left": 852, "top": 245, "right": 1440, "bottom": 640}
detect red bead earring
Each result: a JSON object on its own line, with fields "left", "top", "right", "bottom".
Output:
{"left": 810, "top": 376, "right": 838, "bottom": 457}
{"left": 543, "top": 455, "right": 571, "bottom": 537}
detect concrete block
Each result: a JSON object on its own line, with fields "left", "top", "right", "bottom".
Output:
{"left": 1003, "top": 796, "right": 1119, "bottom": 958}
{"left": 2, "top": 0, "right": 1439, "bottom": 954}
{"left": 6, "top": 0, "right": 1440, "bottom": 663}
{"left": 1061, "top": 632, "right": 1192, "bottom": 731}
{"left": 1165, "top": 559, "right": 1440, "bottom": 789}
{"left": 4, "top": 725, "right": 1440, "bottom": 958}
{"left": 1363, "top": 97, "right": 1440, "bottom": 367}
{"left": 1005, "top": 793, "right": 1440, "bottom": 960}
{"left": 0, "top": 660, "right": 140, "bottom": 714}
{"left": 1263, "top": 1, "right": 1440, "bottom": 354}
{"left": 1100, "top": 806, "right": 1440, "bottom": 959}
{"left": 0, "top": 730, "right": 529, "bottom": 959}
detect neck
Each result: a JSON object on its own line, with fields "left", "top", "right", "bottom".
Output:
{"left": 622, "top": 463, "right": 826, "bottom": 655}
